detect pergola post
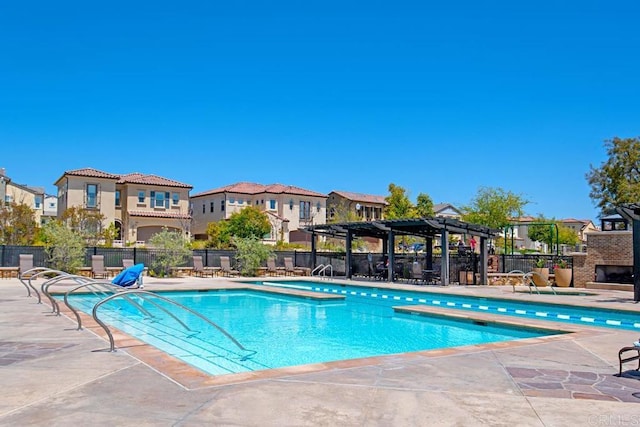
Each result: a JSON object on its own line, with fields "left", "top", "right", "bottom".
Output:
{"left": 346, "top": 229, "right": 353, "bottom": 279}
{"left": 388, "top": 230, "right": 395, "bottom": 282}
{"left": 633, "top": 218, "right": 640, "bottom": 302}
{"left": 311, "top": 231, "right": 317, "bottom": 270}
{"left": 425, "top": 236, "right": 433, "bottom": 270}
{"left": 479, "top": 236, "right": 488, "bottom": 285}
{"left": 441, "top": 230, "right": 450, "bottom": 285}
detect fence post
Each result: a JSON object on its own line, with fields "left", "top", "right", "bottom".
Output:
{"left": 133, "top": 246, "right": 137, "bottom": 264}
{"left": 1, "top": 245, "right": 4, "bottom": 267}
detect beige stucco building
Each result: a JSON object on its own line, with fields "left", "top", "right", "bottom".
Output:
{"left": 0, "top": 168, "right": 45, "bottom": 225}
{"left": 54, "top": 168, "right": 192, "bottom": 245}
{"left": 190, "top": 182, "right": 327, "bottom": 244}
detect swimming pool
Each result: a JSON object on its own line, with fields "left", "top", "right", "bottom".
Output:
{"left": 64, "top": 287, "right": 555, "bottom": 376}
{"left": 250, "top": 280, "right": 640, "bottom": 331}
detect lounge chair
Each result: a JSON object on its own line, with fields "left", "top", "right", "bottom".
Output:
{"left": 122, "top": 258, "right": 134, "bottom": 270}
{"left": 193, "top": 255, "right": 219, "bottom": 277}
{"left": 19, "top": 254, "right": 34, "bottom": 278}
{"left": 266, "top": 257, "right": 283, "bottom": 276}
{"left": 112, "top": 263, "right": 145, "bottom": 288}
{"left": 284, "top": 257, "right": 305, "bottom": 276}
{"left": 91, "top": 255, "right": 110, "bottom": 279}
{"left": 220, "top": 256, "right": 240, "bottom": 277}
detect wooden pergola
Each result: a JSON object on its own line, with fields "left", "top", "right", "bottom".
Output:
{"left": 304, "top": 218, "right": 500, "bottom": 285}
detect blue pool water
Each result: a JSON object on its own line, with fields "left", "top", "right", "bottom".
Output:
{"left": 251, "top": 280, "right": 640, "bottom": 331}
{"left": 64, "top": 287, "right": 553, "bottom": 376}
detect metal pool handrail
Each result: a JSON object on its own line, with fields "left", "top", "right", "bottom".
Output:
{"left": 63, "top": 282, "right": 151, "bottom": 330}
{"left": 92, "top": 290, "right": 256, "bottom": 360}
{"left": 19, "top": 268, "right": 70, "bottom": 303}
{"left": 42, "top": 274, "right": 101, "bottom": 314}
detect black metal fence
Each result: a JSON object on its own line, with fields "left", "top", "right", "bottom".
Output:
{"left": 0, "top": 245, "right": 572, "bottom": 281}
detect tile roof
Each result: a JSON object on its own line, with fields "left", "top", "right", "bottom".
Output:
{"left": 128, "top": 210, "right": 191, "bottom": 219}
{"left": 192, "top": 182, "right": 326, "bottom": 198}
{"left": 55, "top": 168, "right": 191, "bottom": 188}
{"left": 118, "top": 173, "right": 192, "bottom": 189}
{"left": 330, "top": 190, "right": 387, "bottom": 205}
{"left": 59, "top": 168, "right": 120, "bottom": 180}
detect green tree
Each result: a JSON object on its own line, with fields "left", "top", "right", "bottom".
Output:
{"left": 384, "top": 183, "right": 415, "bottom": 219}
{"left": 205, "top": 221, "right": 232, "bottom": 249}
{"left": 148, "top": 227, "right": 191, "bottom": 277}
{"left": 586, "top": 137, "right": 640, "bottom": 214}
{"left": 226, "top": 206, "right": 271, "bottom": 240}
{"left": 0, "top": 202, "right": 38, "bottom": 245}
{"left": 233, "top": 236, "right": 274, "bottom": 276}
{"left": 60, "top": 207, "right": 107, "bottom": 246}
{"left": 523, "top": 218, "right": 581, "bottom": 252}
{"left": 415, "top": 193, "right": 435, "bottom": 218}
{"left": 40, "top": 221, "right": 85, "bottom": 273}
{"left": 460, "top": 186, "right": 528, "bottom": 229}
{"left": 328, "top": 199, "right": 359, "bottom": 223}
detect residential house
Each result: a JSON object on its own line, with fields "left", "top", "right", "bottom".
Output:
{"left": 326, "top": 191, "right": 388, "bottom": 251}
{"left": 55, "top": 168, "right": 192, "bottom": 245}
{"left": 42, "top": 194, "right": 58, "bottom": 224}
{"left": 326, "top": 190, "right": 387, "bottom": 222}
{"left": 0, "top": 168, "right": 45, "bottom": 225}
{"left": 190, "top": 182, "right": 327, "bottom": 244}
{"left": 558, "top": 218, "right": 598, "bottom": 243}
{"left": 433, "top": 203, "right": 462, "bottom": 219}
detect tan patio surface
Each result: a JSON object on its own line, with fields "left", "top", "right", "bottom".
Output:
{"left": 1, "top": 276, "right": 639, "bottom": 426}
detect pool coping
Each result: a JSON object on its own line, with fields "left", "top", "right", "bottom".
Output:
{"left": 57, "top": 282, "right": 611, "bottom": 390}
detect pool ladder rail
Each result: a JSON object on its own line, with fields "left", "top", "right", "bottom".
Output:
{"left": 312, "top": 264, "right": 333, "bottom": 280}
{"left": 61, "top": 286, "right": 257, "bottom": 360}
{"left": 508, "top": 270, "right": 557, "bottom": 295}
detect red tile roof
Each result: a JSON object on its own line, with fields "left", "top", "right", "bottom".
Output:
{"left": 330, "top": 190, "right": 387, "bottom": 205}
{"left": 128, "top": 210, "right": 191, "bottom": 219}
{"left": 192, "top": 182, "right": 326, "bottom": 198}
{"left": 118, "top": 173, "right": 192, "bottom": 189}
{"left": 55, "top": 168, "right": 191, "bottom": 188}
{"left": 56, "top": 168, "right": 120, "bottom": 183}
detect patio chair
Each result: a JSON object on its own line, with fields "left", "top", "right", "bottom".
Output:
{"left": 410, "top": 262, "right": 424, "bottom": 285}
{"left": 122, "top": 258, "right": 134, "bottom": 270}
{"left": 91, "top": 255, "right": 110, "bottom": 279}
{"left": 266, "top": 257, "right": 283, "bottom": 276}
{"left": 220, "top": 256, "right": 240, "bottom": 277}
{"left": 193, "top": 255, "right": 219, "bottom": 277}
{"left": 284, "top": 257, "right": 304, "bottom": 276}
{"left": 19, "top": 254, "right": 34, "bottom": 278}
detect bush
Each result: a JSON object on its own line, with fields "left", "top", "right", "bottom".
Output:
{"left": 148, "top": 228, "right": 191, "bottom": 277}
{"left": 233, "top": 237, "right": 273, "bottom": 276}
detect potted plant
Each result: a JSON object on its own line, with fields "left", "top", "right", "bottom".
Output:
{"left": 532, "top": 257, "right": 549, "bottom": 287}
{"left": 554, "top": 259, "right": 572, "bottom": 287}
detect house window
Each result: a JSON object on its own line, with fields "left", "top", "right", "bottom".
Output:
{"left": 221, "top": 199, "right": 225, "bottom": 211}
{"left": 210, "top": 201, "right": 214, "bottom": 213}
{"left": 316, "top": 202, "right": 321, "bottom": 212}
{"left": 269, "top": 199, "right": 276, "bottom": 210}
{"left": 150, "top": 191, "right": 170, "bottom": 208}
{"left": 229, "top": 197, "right": 235, "bottom": 204}
{"left": 138, "top": 191, "right": 145, "bottom": 204}
{"left": 289, "top": 199, "right": 294, "bottom": 210}
{"left": 238, "top": 198, "right": 244, "bottom": 205}
{"left": 202, "top": 203, "right": 205, "bottom": 214}
{"left": 34, "top": 196, "right": 42, "bottom": 209}
{"left": 172, "top": 193, "right": 179, "bottom": 206}
{"left": 329, "top": 207, "right": 336, "bottom": 219}
{"left": 86, "top": 184, "right": 98, "bottom": 208}
{"left": 115, "top": 190, "right": 121, "bottom": 207}
{"left": 300, "top": 201, "right": 311, "bottom": 220}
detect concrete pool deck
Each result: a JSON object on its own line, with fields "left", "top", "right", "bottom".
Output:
{"left": 1, "top": 276, "right": 640, "bottom": 426}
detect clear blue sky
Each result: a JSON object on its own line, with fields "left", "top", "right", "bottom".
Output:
{"left": 1, "top": 1, "right": 638, "bottom": 222}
